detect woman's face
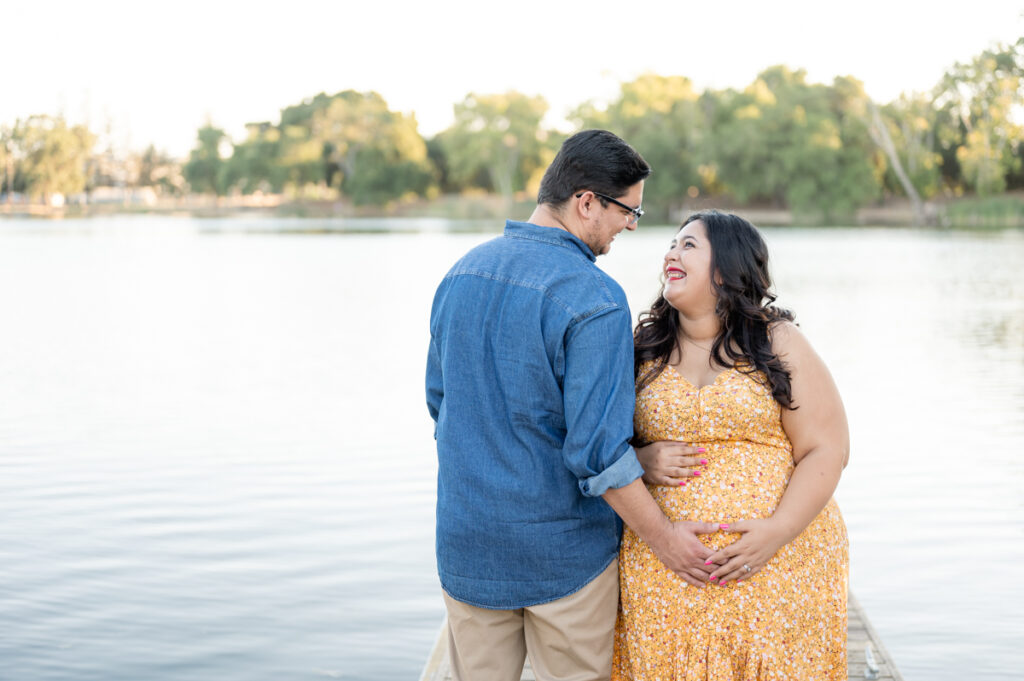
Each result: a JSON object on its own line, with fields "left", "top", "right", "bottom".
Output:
{"left": 663, "top": 219, "right": 716, "bottom": 313}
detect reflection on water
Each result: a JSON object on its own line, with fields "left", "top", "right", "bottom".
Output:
{"left": 0, "top": 217, "right": 1020, "bottom": 680}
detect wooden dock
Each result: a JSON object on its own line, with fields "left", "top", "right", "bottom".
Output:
{"left": 420, "top": 592, "right": 902, "bottom": 681}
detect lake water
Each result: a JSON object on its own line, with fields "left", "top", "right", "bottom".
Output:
{"left": 0, "top": 215, "right": 1021, "bottom": 680}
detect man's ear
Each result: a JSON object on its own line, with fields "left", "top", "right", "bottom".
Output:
{"left": 574, "top": 191, "right": 595, "bottom": 221}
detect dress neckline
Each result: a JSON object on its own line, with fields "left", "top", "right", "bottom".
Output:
{"left": 663, "top": 363, "right": 736, "bottom": 390}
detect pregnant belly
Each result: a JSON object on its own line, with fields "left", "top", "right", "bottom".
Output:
{"left": 647, "top": 440, "right": 793, "bottom": 550}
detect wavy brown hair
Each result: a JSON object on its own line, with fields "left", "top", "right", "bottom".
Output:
{"left": 634, "top": 211, "right": 797, "bottom": 408}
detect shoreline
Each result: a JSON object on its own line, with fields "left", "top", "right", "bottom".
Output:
{"left": 2, "top": 193, "right": 1023, "bottom": 229}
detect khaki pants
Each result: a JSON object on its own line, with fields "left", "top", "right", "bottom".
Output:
{"left": 442, "top": 559, "right": 618, "bottom": 681}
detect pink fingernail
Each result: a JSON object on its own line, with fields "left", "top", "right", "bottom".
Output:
{"left": 704, "top": 559, "right": 713, "bottom": 565}
{"left": 697, "top": 448, "right": 706, "bottom": 453}
{"left": 709, "top": 575, "right": 718, "bottom": 582}
{"left": 693, "top": 471, "right": 701, "bottom": 477}
{"left": 678, "top": 481, "right": 685, "bottom": 486}
{"left": 719, "top": 524, "right": 730, "bottom": 530}
{"left": 699, "top": 459, "right": 707, "bottom": 465}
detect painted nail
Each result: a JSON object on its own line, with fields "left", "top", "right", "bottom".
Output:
{"left": 719, "top": 524, "right": 730, "bottom": 530}
{"left": 704, "top": 559, "right": 713, "bottom": 565}
{"left": 693, "top": 471, "right": 701, "bottom": 477}
{"left": 697, "top": 447, "right": 706, "bottom": 453}
{"left": 699, "top": 459, "right": 707, "bottom": 465}
{"left": 678, "top": 481, "right": 685, "bottom": 486}
{"left": 709, "top": 575, "right": 718, "bottom": 582}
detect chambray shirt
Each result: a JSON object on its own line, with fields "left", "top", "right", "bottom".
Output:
{"left": 426, "top": 220, "right": 645, "bottom": 609}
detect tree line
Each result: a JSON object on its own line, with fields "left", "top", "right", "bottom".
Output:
{"left": 2, "top": 39, "right": 1021, "bottom": 224}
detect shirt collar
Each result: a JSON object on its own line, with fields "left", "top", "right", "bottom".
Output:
{"left": 503, "top": 220, "right": 596, "bottom": 262}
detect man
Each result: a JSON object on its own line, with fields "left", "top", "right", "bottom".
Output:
{"left": 425, "top": 130, "right": 718, "bottom": 681}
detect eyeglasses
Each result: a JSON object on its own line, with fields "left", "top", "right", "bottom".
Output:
{"left": 575, "top": 191, "right": 645, "bottom": 225}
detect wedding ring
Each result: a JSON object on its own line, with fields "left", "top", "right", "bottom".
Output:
{"left": 743, "top": 564, "right": 752, "bottom": 573}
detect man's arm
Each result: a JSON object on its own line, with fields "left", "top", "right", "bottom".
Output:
{"left": 560, "top": 305, "right": 718, "bottom": 586}
{"left": 603, "top": 479, "right": 720, "bottom": 587}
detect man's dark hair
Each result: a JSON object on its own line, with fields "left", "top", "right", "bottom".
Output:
{"left": 537, "top": 129, "right": 651, "bottom": 205}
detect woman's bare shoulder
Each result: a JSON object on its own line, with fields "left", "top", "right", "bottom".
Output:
{"left": 768, "top": 320, "right": 815, "bottom": 360}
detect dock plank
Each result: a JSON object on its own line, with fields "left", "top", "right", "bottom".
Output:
{"left": 420, "top": 591, "right": 902, "bottom": 681}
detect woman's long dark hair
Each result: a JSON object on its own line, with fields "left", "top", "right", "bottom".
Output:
{"left": 634, "top": 210, "right": 797, "bottom": 408}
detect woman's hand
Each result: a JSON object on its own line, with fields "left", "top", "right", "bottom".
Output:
{"left": 704, "top": 518, "right": 788, "bottom": 585}
{"left": 635, "top": 441, "right": 707, "bottom": 486}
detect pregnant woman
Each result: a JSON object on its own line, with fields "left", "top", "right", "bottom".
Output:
{"left": 612, "top": 211, "right": 849, "bottom": 680}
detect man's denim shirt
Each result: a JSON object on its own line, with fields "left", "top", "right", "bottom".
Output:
{"left": 426, "top": 220, "right": 645, "bottom": 609}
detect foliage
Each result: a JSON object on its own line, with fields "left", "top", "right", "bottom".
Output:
{"left": 311, "top": 91, "right": 434, "bottom": 203}
{"left": 223, "top": 123, "right": 287, "bottom": 194}
{"left": 435, "top": 91, "right": 551, "bottom": 200}
{"left": 876, "top": 93, "right": 943, "bottom": 199}
{"left": 183, "top": 124, "right": 230, "bottom": 195}
{"left": 933, "top": 39, "right": 1024, "bottom": 196}
{"left": 706, "top": 67, "right": 879, "bottom": 221}
{"left": 219, "top": 90, "right": 435, "bottom": 204}
{"left": 573, "top": 74, "right": 703, "bottom": 221}
{"left": 1, "top": 115, "right": 96, "bottom": 201}
{"left": 3, "top": 39, "right": 1024, "bottom": 219}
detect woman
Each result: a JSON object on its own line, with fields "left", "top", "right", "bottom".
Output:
{"left": 611, "top": 211, "right": 849, "bottom": 680}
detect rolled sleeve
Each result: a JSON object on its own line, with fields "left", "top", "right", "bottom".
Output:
{"left": 561, "top": 304, "right": 644, "bottom": 497}
{"left": 578, "top": 445, "right": 645, "bottom": 497}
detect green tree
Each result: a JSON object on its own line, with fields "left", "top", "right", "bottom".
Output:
{"left": 436, "top": 91, "right": 550, "bottom": 202}
{"left": 573, "top": 74, "right": 704, "bottom": 220}
{"left": 9, "top": 115, "right": 95, "bottom": 203}
{"left": 873, "top": 93, "right": 942, "bottom": 199}
{"left": 183, "top": 124, "right": 229, "bottom": 195}
{"left": 934, "top": 39, "right": 1024, "bottom": 195}
{"left": 274, "top": 92, "right": 333, "bottom": 190}
{"left": 0, "top": 125, "right": 12, "bottom": 199}
{"left": 309, "top": 91, "right": 434, "bottom": 204}
{"left": 709, "top": 67, "right": 879, "bottom": 222}
{"left": 223, "top": 123, "right": 287, "bottom": 194}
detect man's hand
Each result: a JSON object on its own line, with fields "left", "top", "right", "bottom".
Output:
{"left": 648, "top": 520, "right": 723, "bottom": 587}
{"left": 603, "top": 479, "right": 722, "bottom": 588}
{"left": 636, "top": 441, "right": 707, "bottom": 486}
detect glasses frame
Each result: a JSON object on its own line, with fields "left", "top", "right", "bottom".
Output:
{"left": 575, "top": 191, "right": 644, "bottom": 225}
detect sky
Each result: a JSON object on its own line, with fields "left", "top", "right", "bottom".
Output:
{"left": 3, "top": 0, "right": 1022, "bottom": 159}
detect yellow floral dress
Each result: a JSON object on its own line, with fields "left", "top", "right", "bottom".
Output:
{"left": 612, "top": 362, "right": 848, "bottom": 681}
